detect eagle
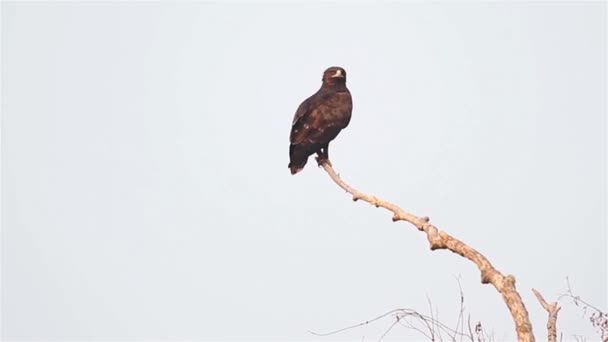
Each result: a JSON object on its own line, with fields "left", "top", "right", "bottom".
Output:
{"left": 288, "top": 66, "right": 353, "bottom": 175}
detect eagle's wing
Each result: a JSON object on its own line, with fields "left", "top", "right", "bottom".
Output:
{"left": 290, "top": 93, "right": 319, "bottom": 144}
{"left": 292, "top": 97, "right": 311, "bottom": 126}
{"left": 290, "top": 91, "right": 352, "bottom": 145}
{"left": 288, "top": 88, "right": 351, "bottom": 174}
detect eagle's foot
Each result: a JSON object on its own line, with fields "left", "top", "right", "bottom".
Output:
{"left": 315, "top": 155, "right": 332, "bottom": 167}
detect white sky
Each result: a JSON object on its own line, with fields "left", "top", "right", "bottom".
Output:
{"left": 2, "top": 2, "right": 606, "bottom": 341}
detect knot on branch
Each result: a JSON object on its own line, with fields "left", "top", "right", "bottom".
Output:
{"left": 369, "top": 196, "right": 380, "bottom": 207}
{"left": 415, "top": 216, "right": 430, "bottom": 230}
{"left": 481, "top": 271, "right": 492, "bottom": 284}
{"left": 429, "top": 242, "right": 442, "bottom": 250}
{"left": 428, "top": 236, "right": 446, "bottom": 251}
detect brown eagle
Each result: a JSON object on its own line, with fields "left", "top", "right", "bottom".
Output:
{"left": 288, "top": 66, "right": 353, "bottom": 175}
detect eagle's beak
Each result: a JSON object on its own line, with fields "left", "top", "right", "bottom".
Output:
{"left": 331, "top": 69, "right": 344, "bottom": 78}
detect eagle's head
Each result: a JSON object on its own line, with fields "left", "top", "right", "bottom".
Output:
{"left": 322, "top": 66, "right": 347, "bottom": 85}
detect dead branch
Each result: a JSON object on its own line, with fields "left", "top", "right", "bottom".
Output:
{"left": 317, "top": 158, "right": 535, "bottom": 342}
{"left": 532, "top": 288, "right": 561, "bottom": 342}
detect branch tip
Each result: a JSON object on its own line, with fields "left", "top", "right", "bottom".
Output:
{"left": 532, "top": 288, "right": 560, "bottom": 342}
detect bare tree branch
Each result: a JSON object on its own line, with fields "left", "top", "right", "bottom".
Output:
{"left": 316, "top": 158, "right": 535, "bottom": 342}
{"left": 532, "top": 288, "right": 561, "bottom": 342}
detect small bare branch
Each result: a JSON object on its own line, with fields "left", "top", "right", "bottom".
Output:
{"left": 532, "top": 288, "right": 561, "bottom": 342}
{"left": 378, "top": 317, "right": 400, "bottom": 342}
{"left": 310, "top": 306, "right": 478, "bottom": 341}
{"left": 454, "top": 276, "right": 466, "bottom": 342}
{"left": 317, "top": 158, "right": 534, "bottom": 342}
{"left": 427, "top": 294, "right": 437, "bottom": 341}
{"left": 559, "top": 279, "right": 608, "bottom": 342}
{"left": 309, "top": 309, "right": 408, "bottom": 337}
{"left": 467, "top": 315, "right": 474, "bottom": 342}
{"left": 475, "top": 322, "right": 485, "bottom": 342}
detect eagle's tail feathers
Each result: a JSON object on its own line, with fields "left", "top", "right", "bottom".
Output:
{"left": 289, "top": 165, "right": 304, "bottom": 175}
{"left": 289, "top": 144, "right": 310, "bottom": 175}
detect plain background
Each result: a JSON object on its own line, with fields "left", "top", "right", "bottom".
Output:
{"left": 2, "top": 2, "right": 606, "bottom": 341}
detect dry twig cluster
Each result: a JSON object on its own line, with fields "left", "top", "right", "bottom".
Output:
{"left": 560, "top": 279, "right": 608, "bottom": 342}
{"left": 310, "top": 279, "right": 493, "bottom": 341}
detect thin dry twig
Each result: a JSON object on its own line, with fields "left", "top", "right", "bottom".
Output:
{"left": 559, "top": 278, "right": 608, "bottom": 342}
{"left": 398, "top": 312, "right": 434, "bottom": 340}
{"left": 309, "top": 309, "right": 405, "bottom": 337}
{"left": 317, "top": 158, "right": 535, "bottom": 342}
{"left": 309, "top": 307, "right": 474, "bottom": 341}
{"left": 454, "top": 276, "right": 466, "bottom": 342}
{"left": 378, "top": 317, "right": 401, "bottom": 342}
{"left": 475, "top": 322, "right": 486, "bottom": 342}
{"left": 532, "top": 288, "right": 561, "bottom": 342}
{"left": 467, "top": 315, "right": 474, "bottom": 342}
{"left": 427, "top": 295, "right": 438, "bottom": 341}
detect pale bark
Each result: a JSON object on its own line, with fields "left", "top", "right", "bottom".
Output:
{"left": 317, "top": 158, "right": 535, "bottom": 342}
{"left": 532, "top": 288, "right": 561, "bottom": 342}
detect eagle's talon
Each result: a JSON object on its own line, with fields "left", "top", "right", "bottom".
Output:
{"left": 315, "top": 155, "right": 332, "bottom": 167}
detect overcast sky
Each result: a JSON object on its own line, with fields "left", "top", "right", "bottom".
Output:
{"left": 2, "top": 2, "right": 606, "bottom": 341}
